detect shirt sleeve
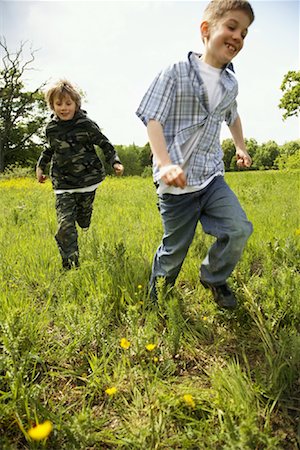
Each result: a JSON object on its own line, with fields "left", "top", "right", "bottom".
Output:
{"left": 36, "top": 126, "right": 54, "bottom": 170}
{"left": 87, "top": 120, "right": 121, "bottom": 166}
{"left": 225, "top": 99, "right": 238, "bottom": 127}
{"left": 136, "top": 65, "right": 176, "bottom": 127}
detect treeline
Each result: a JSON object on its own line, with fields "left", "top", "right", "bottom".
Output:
{"left": 101, "top": 138, "right": 300, "bottom": 177}
{"left": 3, "top": 137, "right": 300, "bottom": 179}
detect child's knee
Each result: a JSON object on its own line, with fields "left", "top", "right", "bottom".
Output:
{"left": 235, "top": 219, "right": 253, "bottom": 243}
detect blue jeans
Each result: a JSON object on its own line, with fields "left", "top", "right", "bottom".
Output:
{"left": 150, "top": 176, "right": 253, "bottom": 292}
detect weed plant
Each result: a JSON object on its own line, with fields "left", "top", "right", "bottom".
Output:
{"left": 0, "top": 171, "right": 299, "bottom": 449}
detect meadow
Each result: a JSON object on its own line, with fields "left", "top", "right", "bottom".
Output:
{"left": 0, "top": 171, "right": 299, "bottom": 449}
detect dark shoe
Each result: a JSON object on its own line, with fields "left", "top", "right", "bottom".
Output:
{"left": 62, "top": 257, "right": 79, "bottom": 270}
{"left": 201, "top": 280, "right": 237, "bottom": 310}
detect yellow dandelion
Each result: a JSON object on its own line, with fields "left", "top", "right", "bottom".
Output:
{"left": 28, "top": 420, "right": 53, "bottom": 441}
{"left": 105, "top": 386, "right": 117, "bottom": 396}
{"left": 295, "top": 229, "right": 300, "bottom": 236}
{"left": 145, "top": 343, "right": 157, "bottom": 351}
{"left": 138, "top": 284, "right": 143, "bottom": 290}
{"left": 153, "top": 356, "right": 159, "bottom": 363}
{"left": 120, "top": 338, "right": 131, "bottom": 349}
{"left": 203, "top": 316, "right": 208, "bottom": 321}
{"left": 182, "top": 394, "right": 196, "bottom": 408}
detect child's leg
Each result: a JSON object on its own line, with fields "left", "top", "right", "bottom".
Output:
{"left": 75, "top": 191, "right": 96, "bottom": 229}
{"left": 55, "top": 193, "right": 79, "bottom": 267}
{"left": 199, "top": 176, "right": 253, "bottom": 285}
{"left": 150, "top": 192, "right": 199, "bottom": 297}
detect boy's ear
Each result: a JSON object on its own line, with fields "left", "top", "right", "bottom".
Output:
{"left": 200, "top": 21, "right": 210, "bottom": 39}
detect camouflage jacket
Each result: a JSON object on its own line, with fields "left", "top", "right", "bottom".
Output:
{"left": 37, "top": 110, "right": 121, "bottom": 190}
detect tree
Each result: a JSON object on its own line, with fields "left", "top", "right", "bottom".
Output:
{"left": 0, "top": 39, "right": 48, "bottom": 172}
{"left": 222, "top": 138, "right": 235, "bottom": 170}
{"left": 279, "top": 70, "right": 300, "bottom": 120}
{"left": 275, "top": 140, "right": 300, "bottom": 170}
{"left": 253, "top": 140, "right": 280, "bottom": 170}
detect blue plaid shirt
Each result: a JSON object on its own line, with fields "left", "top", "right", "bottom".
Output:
{"left": 136, "top": 52, "right": 239, "bottom": 185}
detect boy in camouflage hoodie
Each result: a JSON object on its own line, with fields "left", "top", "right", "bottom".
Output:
{"left": 36, "top": 80, "right": 124, "bottom": 269}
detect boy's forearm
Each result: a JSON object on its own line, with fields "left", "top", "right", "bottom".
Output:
{"left": 229, "top": 115, "right": 252, "bottom": 167}
{"left": 147, "top": 120, "right": 172, "bottom": 167}
{"left": 228, "top": 115, "right": 246, "bottom": 150}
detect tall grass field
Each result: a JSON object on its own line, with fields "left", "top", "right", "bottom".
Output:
{"left": 0, "top": 171, "right": 299, "bottom": 449}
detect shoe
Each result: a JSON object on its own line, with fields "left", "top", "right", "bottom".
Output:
{"left": 62, "top": 257, "right": 79, "bottom": 270}
{"left": 200, "top": 280, "right": 237, "bottom": 310}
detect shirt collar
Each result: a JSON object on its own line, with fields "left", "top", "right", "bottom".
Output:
{"left": 188, "top": 51, "right": 235, "bottom": 73}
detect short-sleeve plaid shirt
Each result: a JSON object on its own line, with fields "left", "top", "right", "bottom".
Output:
{"left": 136, "top": 52, "right": 239, "bottom": 185}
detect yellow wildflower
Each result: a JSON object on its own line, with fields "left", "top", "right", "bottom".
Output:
{"left": 105, "top": 386, "right": 117, "bottom": 396}
{"left": 120, "top": 338, "right": 131, "bottom": 349}
{"left": 138, "top": 284, "right": 143, "bottom": 289}
{"left": 203, "top": 316, "right": 208, "bottom": 321}
{"left": 182, "top": 394, "right": 196, "bottom": 408}
{"left": 145, "top": 343, "right": 157, "bottom": 351}
{"left": 28, "top": 420, "right": 53, "bottom": 441}
{"left": 153, "top": 356, "right": 159, "bottom": 363}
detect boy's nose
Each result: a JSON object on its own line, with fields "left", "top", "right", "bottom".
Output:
{"left": 232, "top": 31, "right": 242, "bottom": 42}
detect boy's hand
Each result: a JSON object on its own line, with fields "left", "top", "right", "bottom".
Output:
{"left": 236, "top": 149, "right": 252, "bottom": 168}
{"left": 159, "top": 164, "right": 187, "bottom": 188}
{"left": 36, "top": 167, "right": 47, "bottom": 183}
{"left": 113, "top": 163, "right": 124, "bottom": 176}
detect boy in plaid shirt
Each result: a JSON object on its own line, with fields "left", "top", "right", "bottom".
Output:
{"left": 136, "top": 0, "right": 254, "bottom": 309}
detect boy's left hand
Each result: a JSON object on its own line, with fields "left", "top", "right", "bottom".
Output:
{"left": 113, "top": 163, "right": 124, "bottom": 176}
{"left": 236, "top": 149, "right": 252, "bottom": 168}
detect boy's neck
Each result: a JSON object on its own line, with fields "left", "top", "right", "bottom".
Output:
{"left": 200, "top": 54, "right": 223, "bottom": 69}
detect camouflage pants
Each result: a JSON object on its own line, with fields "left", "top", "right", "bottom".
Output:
{"left": 55, "top": 190, "right": 96, "bottom": 265}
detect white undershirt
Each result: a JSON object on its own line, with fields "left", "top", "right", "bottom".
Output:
{"left": 198, "top": 58, "right": 224, "bottom": 112}
{"left": 54, "top": 182, "right": 101, "bottom": 195}
{"left": 157, "top": 57, "right": 224, "bottom": 195}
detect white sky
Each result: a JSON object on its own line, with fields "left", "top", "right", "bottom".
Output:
{"left": 1, "top": 0, "right": 299, "bottom": 146}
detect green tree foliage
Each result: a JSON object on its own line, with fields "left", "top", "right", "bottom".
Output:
{"left": 0, "top": 39, "right": 48, "bottom": 172}
{"left": 279, "top": 70, "right": 300, "bottom": 120}
{"left": 275, "top": 140, "right": 300, "bottom": 170}
{"left": 101, "top": 143, "right": 151, "bottom": 176}
{"left": 222, "top": 138, "right": 235, "bottom": 170}
{"left": 253, "top": 140, "right": 280, "bottom": 170}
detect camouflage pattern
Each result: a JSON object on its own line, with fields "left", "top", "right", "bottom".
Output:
{"left": 37, "top": 109, "right": 121, "bottom": 190}
{"left": 55, "top": 191, "right": 96, "bottom": 266}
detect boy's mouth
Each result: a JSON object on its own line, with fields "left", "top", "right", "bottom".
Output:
{"left": 225, "top": 43, "right": 237, "bottom": 53}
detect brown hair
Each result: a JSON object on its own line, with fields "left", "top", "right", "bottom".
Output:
{"left": 203, "top": 0, "right": 255, "bottom": 25}
{"left": 45, "top": 79, "right": 82, "bottom": 111}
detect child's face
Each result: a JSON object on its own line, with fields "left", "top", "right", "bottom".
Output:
{"left": 53, "top": 93, "right": 77, "bottom": 121}
{"left": 201, "top": 10, "right": 251, "bottom": 68}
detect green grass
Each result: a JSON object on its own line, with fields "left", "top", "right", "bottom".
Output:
{"left": 0, "top": 171, "right": 299, "bottom": 449}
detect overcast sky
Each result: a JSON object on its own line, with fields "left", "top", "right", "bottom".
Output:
{"left": 1, "top": 0, "right": 299, "bottom": 146}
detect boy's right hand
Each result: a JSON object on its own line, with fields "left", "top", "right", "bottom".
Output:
{"left": 36, "top": 167, "right": 47, "bottom": 183}
{"left": 159, "top": 164, "right": 187, "bottom": 188}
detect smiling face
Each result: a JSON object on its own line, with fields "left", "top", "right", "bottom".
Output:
{"left": 201, "top": 9, "right": 251, "bottom": 68}
{"left": 53, "top": 93, "right": 77, "bottom": 121}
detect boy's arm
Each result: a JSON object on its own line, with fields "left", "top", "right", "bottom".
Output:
{"left": 147, "top": 120, "right": 186, "bottom": 188}
{"left": 88, "top": 121, "right": 122, "bottom": 171}
{"left": 229, "top": 115, "right": 252, "bottom": 168}
{"left": 36, "top": 145, "right": 53, "bottom": 183}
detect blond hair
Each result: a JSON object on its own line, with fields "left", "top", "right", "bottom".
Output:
{"left": 45, "top": 79, "right": 82, "bottom": 111}
{"left": 203, "top": 0, "right": 255, "bottom": 25}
